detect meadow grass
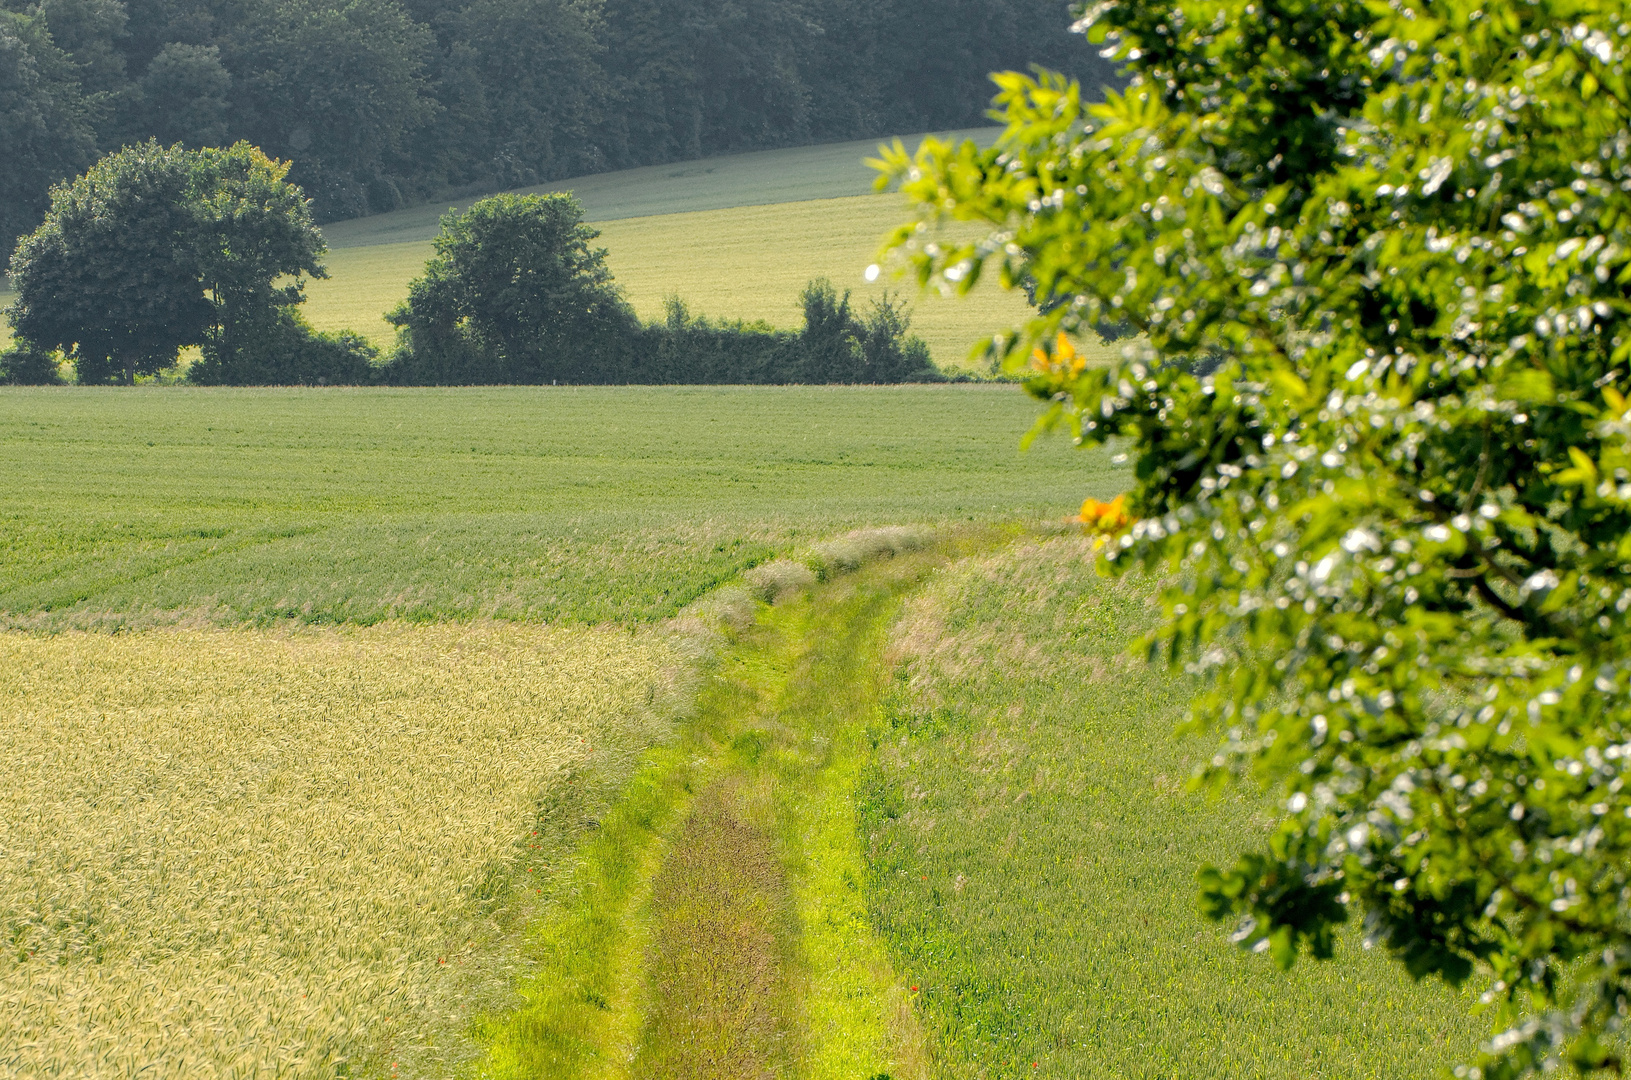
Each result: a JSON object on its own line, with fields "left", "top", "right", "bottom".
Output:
{"left": 0, "top": 386, "right": 1113, "bottom": 630}
{"left": 864, "top": 534, "right": 1485, "bottom": 1078}
{"left": 0, "top": 621, "right": 687, "bottom": 1078}
{"left": 302, "top": 194, "right": 1051, "bottom": 368}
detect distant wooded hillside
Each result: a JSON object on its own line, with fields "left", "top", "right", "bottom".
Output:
{"left": 0, "top": 0, "right": 1115, "bottom": 256}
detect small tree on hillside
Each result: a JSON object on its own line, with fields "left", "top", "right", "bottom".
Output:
{"left": 880, "top": 0, "right": 1631, "bottom": 1074}
{"left": 387, "top": 192, "right": 636, "bottom": 384}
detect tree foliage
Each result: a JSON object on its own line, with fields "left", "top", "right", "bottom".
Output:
{"left": 386, "top": 192, "right": 635, "bottom": 383}
{"left": 6, "top": 140, "right": 325, "bottom": 382}
{"left": 880, "top": 0, "right": 1631, "bottom": 1074}
{"left": 0, "top": 0, "right": 1118, "bottom": 254}
{"left": 0, "top": 10, "right": 97, "bottom": 254}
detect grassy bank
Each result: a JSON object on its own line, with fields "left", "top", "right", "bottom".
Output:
{"left": 0, "top": 386, "right": 1110, "bottom": 630}
{"left": 866, "top": 534, "right": 1483, "bottom": 1077}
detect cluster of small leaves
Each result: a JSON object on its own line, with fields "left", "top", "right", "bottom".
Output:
{"left": 878, "top": 0, "right": 1631, "bottom": 1074}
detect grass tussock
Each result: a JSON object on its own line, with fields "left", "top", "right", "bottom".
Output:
{"left": 807, "top": 526, "right": 935, "bottom": 581}
{"left": 743, "top": 558, "right": 817, "bottom": 604}
{"left": 0, "top": 622, "right": 685, "bottom": 1078}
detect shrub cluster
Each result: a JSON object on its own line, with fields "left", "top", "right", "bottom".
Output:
{"left": 0, "top": 341, "right": 65, "bottom": 385}
{"left": 374, "top": 282, "right": 941, "bottom": 387}
{"left": 186, "top": 310, "right": 379, "bottom": 386}
{"left": 372, "top": 194, "right": 943, "bottom": 386}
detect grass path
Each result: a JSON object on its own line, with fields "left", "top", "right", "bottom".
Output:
{"left": 469, "top": 538, "right": 962, "bottom": 1078}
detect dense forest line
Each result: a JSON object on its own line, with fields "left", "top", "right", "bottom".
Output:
{"left": 0, "top": 0, "right": 1113, "bottom": 257}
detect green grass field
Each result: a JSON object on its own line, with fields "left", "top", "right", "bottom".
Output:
{"left": 866, "top": 536, "right": 1484, "bottom": 1077}
{"left": 0, "top": 386, "right": 1107, "bottom": 629}
{"left": 0, "top": 384, "right": 1501, "bottom": 1077}
{"left": 0, "top": 133, "right": 1484, "bottom": 1076}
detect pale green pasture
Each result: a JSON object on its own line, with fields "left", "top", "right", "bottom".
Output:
{"left": 320, "top": 130, "right": 999, "bottom": 249}
{"left": 303, "top": 194, "right": 1055, "bottom": 369}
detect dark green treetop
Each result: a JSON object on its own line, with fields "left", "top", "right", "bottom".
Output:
{"left": 7, "top": 140, "right": 325, "bottom": 383}
{"left": 8, "top": 140, "right": 211, "bottom": 383}
{"left": 879, "top": 0, "right": 1631, "bottom": 1074}
{"left": 387, "top": 192, "right": 634, "bottom": 383}
{"left": 0, "top": 10, "right": 97, "bottom": 261}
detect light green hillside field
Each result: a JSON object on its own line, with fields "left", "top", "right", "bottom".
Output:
{"left": 303, "top": 193, "right": 1059, "bottom": 369}
{"left": 320, "top": 129, "right": 1001, "bottom": 249}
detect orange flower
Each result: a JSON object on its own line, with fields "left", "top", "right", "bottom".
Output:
{"left": 1030, "top": 332, "right": 1088, "bottom": 376}
{"left": 1070, "top": 494, "right": 1133, "bottom": 535}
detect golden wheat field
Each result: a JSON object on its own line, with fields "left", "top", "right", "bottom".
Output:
{"left": 0, "top": 624, "right": 685, "bottom": 1078}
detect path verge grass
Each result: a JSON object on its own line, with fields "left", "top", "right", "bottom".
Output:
{"left": 865, "top": 533, "right": 1484, "bottom": 1077}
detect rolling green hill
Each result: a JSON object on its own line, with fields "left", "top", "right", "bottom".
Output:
{"left": 4, "top": 132, "right": 1112, "bottom": 374}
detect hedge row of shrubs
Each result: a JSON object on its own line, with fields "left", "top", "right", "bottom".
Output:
{"left": 2, "top": 281, "right": 943, "bottom": 387}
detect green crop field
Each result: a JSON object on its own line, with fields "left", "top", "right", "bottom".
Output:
{"left": 0, "top": 385, "right": 1107, "bottom": 629}
{"left": 866, "top": 537, "right": 1485, "bottom": 1077}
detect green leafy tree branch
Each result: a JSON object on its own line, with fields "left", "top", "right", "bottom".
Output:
{"left": 877, "top": 0, "right": 1631, "bottom": 1074}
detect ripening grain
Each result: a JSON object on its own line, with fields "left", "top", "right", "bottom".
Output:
{"left": 0, "top": 623, "right": 678, "bottom": 1078}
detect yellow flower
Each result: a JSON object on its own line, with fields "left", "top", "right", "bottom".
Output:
{"left": 1030, "top": 332, "right": 1087, "bottom": 376}
{"left": 1070, "top": 493, "right": 1132, "bottom": 534}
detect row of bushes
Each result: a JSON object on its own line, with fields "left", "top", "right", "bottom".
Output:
{"left": 2, "top": 282, "right": 945, "bottom": 387}
{"left": 374, "top": 285, "right": 941, "bottom": 387}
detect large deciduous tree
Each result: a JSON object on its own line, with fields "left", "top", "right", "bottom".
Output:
{"left": 880, "top": 0, "right": 1631, "bottom": 1074}
{"left": 7, "top": 140, "right": 325, "bottom": 383}
{"left": 8, "top": 140, "right": 211, "bottom": 383}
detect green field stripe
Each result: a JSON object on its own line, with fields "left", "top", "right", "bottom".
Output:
{"left": 319, "top": 130, "right": 1001, "bottom": 250}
